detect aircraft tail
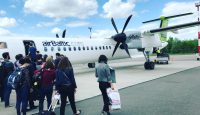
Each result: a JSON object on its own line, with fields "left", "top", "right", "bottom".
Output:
{"left": 143, "top": 13, "right": 193, "bottom": 42}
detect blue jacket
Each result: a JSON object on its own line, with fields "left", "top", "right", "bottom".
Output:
{"left": 56, "top": 68, "right": 77, "bottom": 89}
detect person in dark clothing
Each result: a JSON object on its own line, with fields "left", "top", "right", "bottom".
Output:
{"left": 1, "top": 52, "right": 14, "bottom": 107}
{"left": 54, "top": 53, "right": 61, "bottom": 69}
{"left": 95, "top": 55, "right": 114, "bottom": 115}
{"left": 56, "top": 56, "right": 81, "bottom": 115}
{"left": 39, "top": 56, "right": 55, "bottom": 112}
{"left": 27, "top": 58, "right": 37, "bottom": 110}
{"left": 16, "top": 57, "right": 32, "bottom": 115}
{"left": 28, "top": 43, "right": 37, "bottom": 62}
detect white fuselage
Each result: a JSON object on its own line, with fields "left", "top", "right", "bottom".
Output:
{"left": 0, "top": 37, "right": 145, "bottom": 64}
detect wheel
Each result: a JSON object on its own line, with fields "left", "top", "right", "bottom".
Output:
{"left": 144, "top": 61, "right": 155, "bottom": 70}
{"left": 197, "top": 58, "right": 199, "bottom": 61}
{"left": 166, "top": 61, "right": 168, "bottom": 64}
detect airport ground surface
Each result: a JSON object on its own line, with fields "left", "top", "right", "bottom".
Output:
{"left": 0, "top": 54, "right": 200, "bottom": 115}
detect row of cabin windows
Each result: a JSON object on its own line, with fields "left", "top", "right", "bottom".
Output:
{"left": 44, "top": 46, "right": 112, "bottom": 52}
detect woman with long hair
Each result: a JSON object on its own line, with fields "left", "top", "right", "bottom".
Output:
{"left": 38, "top": 56, "right": 55, "bottom": 112}
{"left": 95, "top": 55, "right": 114, "bottom": 115}
{"left": 56, "top": 56, "right": 81, "bottom": 115}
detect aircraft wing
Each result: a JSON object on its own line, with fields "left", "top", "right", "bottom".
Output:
{"left": 149, "top": 21, "right": 200, "bottom": 33}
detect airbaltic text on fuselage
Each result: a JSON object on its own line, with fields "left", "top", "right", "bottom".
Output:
{"left": 42, "top": 41, "right": 70, "bottom": 46}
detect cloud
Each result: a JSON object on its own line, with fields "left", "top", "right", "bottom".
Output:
{"left": 51, "top": 27, "right": 62, "bottom": 34}
{"left": 10, "top": 5, "right": 16, "bottom": 8}
{"left": 0, "top": 10, "right": 6, "bottom": 16}
{"left": 101, "top": 0, "right": 136, "bottom": 18}
{"left": 66, "top": 21, "right": 89, "bottom": 28}
{"left": 24, "top": 0, "right": 98, "bottom": 19}
{"left": 91, "top": 29, "right": 115, "bottom": 39}
{"left": 0, "top": 17, "right": 17, "bottom": 28}
{"left": 0, "top": 28, "right": 12, "bottom": 36}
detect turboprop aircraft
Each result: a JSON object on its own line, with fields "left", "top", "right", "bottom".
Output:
{"left": 0, "top": 12, "right": 200, "bottom": 70}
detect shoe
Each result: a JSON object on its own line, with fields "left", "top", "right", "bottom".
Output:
{"left": 101, "top": 111, "right": 111, "bottom": 115}
{"left": 74, "top": 110, "right": 81, "bottom": 115}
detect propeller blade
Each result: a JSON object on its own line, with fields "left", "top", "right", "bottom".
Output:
{"left": 112, "top": 42, "right": 120, "bottom": 57}
{"left": 56, "top": 34, "right": 59, "bottom": 38}
{"left": 111, "top": 18, "right": 119, "bottom": 33}
{"left": 122, "top": 15, "right": 132, "bottom": 33}
{"left": 123, "top": 43, "right": 130, "bottom": 57}
{"left": 62, "top": 29, "right": 66, "bottom": 38}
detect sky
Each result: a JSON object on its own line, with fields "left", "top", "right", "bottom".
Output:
{"left": 0, "top": 0, "right": 199, "bottom": 40}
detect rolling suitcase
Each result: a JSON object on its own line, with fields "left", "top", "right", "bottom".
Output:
{"left": 39, "top": 94, "right": 60, "bottom": 115}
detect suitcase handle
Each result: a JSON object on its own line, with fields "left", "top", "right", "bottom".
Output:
{"left": 48, "top": 94, "right": 60, "bottom": 111}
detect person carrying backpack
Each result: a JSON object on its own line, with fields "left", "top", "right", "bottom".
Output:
{"left": 56, "top": 56, "right": 81, "bottom": 115}
{"left": 39, "top": 56, "right": 55, "bottom": 112}
{"left": 15, "top": 57, "right": 32, "bottom": 115}
{"left": 1, "top": 52, "right": 14, "bottom": 107}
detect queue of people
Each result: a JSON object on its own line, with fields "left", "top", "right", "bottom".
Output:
{"left": 0, "top": 50, "right": 116, "bottom": 115}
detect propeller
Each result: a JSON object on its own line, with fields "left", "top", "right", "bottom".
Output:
{"left": 111, "top": 15, "right": 132, "bottom": 57}
{"left": 56, "top": 29, "right": 66, "bottom": 38}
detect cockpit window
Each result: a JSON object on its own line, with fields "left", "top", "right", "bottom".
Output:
{"left": 0, "top": 42, "right": 7, "bottom": 49}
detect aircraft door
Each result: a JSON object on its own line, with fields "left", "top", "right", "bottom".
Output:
{"left": 23, "top": 40, "right": 36, "bottom": 56}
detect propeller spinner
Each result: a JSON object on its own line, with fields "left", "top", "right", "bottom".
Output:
{"left": 111, "top": 15, "right": 132, "bottom": 57}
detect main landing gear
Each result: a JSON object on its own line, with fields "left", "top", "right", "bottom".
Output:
{"left": 143, "top": 51, "right": 155, "bottom": 70}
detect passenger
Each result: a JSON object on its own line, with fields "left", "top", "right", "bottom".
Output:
{"left": 14, "top": 54, "right": 23, "bottom": 69}
{"left": 39, "top": 56, "right": 55, "bottom": 112}
{"left": 95, "top": 55, "right": 114, "bottom": 115}
{"left": 1, "top": 52, "right": 14, "bottom": 107}
{"left": 20, "top": 56, "right": 37, "bottom": 110}
{"left": 16, "top": 57, "right": 31, "bottom": 115}
{"left": 36, "top": 51, "right": 43, "bottom": 66}
{"left": 28, "top": 43, "right": 37, "bottom": 62}
{"left": 54, "top": 53, "right": 61, "bottom": 69}
{"left": 56, "top": 56, "right": 81, "bottom": 115}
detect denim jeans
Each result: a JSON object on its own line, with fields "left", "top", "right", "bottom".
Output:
{"left": 39, "top": 86, "right": 53, "bottom": 112}
{"left": 16, "top": 85, "right": 29, "bottom": 115}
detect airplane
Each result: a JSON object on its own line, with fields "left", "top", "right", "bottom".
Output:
{"left": 0, "top": 12, "right": 200, "bottom": 70}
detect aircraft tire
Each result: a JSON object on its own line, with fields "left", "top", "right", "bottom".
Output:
{"left": 144, "top": 61, "right": 155, "bottom": 70}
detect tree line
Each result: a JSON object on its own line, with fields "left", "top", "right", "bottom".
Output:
{"left": 161, "top": 37, "right": 198, "bottom": 54}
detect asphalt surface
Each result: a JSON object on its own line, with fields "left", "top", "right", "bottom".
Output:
{"left": 32, "top": 66, "right": 200, "bottom": 115}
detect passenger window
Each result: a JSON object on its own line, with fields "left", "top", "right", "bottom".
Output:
{"left": 74, "top": 47, "right": 76, "bottom": 51}
{"left": 63, "top": 47, "right": 66, "bottom": 51}
{"left": 95, "top": 46, "right": 97, "bottom": 50}
{"left": 91, "top": 46, "right": 93, "bottom": 50}
{"left": 58, "top": 47, "right": 61, "bottom": 51}
{"left": 69, "top": 47, "right": 71, "bottom": 51}
{"left": 78, "top": 47, "right": 81, "bottom": 51}
{"left": 87, "top": 46, "right": 89, "bottom": 50}
{"left": 0, "top": 42, "right": 7, "bottom": 49}
{"left": 83, "top": 47, "right": 85, "bottom": 50}
{"left": 44, "top": 47, "right": 47, "bottom": 52}
{"left": 109, "top": 46, "right": 111, "bottom": 49}
{"left": 106, "top": 46, "right": 108, "bottom": 49}
{"left": 51, "top": 47, "right": 54, "bottom": 51}
{"left": 99, "top": 46, "right": 101, "bottom": 50}
{"left": 103, "top": 46, "right": 105, "bottom": 50}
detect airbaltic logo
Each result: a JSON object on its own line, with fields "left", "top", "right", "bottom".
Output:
{"left": 42, "top": 41, "right": 70, "bottom": 46}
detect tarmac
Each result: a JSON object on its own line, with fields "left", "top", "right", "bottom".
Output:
{"left": 0, "top": 54, "right": 200, "bottom": 115}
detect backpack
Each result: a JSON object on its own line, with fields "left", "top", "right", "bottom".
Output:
{"left": 7, "top": 68, "right": 24, "bottom": 89}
